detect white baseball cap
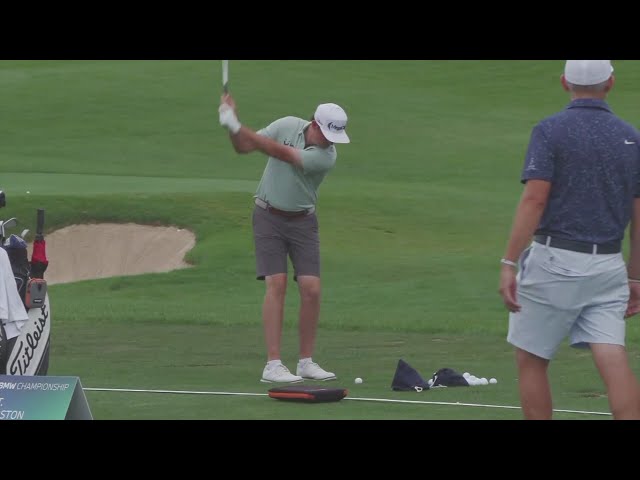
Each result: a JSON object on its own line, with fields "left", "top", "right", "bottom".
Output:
{"left": 314, "top": 103, "right": 350, "bottom": 144}
{"left": 564, "top": 60, "right": 614, "bottom": 86}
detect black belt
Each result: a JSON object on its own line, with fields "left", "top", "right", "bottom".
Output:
{"left": 533, "top": 235, "right": 621, "bottom": 254}
{"left": 254, "top": 198, "right": 314, "bottom": 217}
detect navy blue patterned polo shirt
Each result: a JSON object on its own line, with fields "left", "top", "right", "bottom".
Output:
{"left": 522, "top": 98, "right": 640, "bottom": 244}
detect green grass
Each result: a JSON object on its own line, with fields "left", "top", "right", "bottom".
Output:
{"left": 2, "top": 60, "right": 640, "bottom": 419}
{"left": 71, "top": 324, "right": 614, "bottom": 420}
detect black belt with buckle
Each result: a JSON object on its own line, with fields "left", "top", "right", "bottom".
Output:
{"left": 266, "top": 206, "right": 308, "bottom": 218}
{"left": 533, "top": 235, "right": 621, "bottom": 254}
{"left": 255, "top": 198, "right": 313, "bottom": 218}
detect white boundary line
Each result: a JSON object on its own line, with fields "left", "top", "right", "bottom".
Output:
{"left": 83, "top": 387, "right": 611, "bottom": 417}
{"left": 84, "top": 387, "right": 267, "bottom": 397}
{"left": 346, "top": 396, "right": 610, "bottom": 416}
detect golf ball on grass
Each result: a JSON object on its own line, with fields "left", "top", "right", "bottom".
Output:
{"left": 355, "top": 377, "right": 363, "bottom": 384}
{"left": 489, "top": 378, "right": 497, "bottom": 384}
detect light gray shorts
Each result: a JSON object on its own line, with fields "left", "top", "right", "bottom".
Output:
{"left": 507, "top": 241, "right": 629, "bottom": 360}
{"left": 252, "top": 205, "right": 320, "bottom": 281}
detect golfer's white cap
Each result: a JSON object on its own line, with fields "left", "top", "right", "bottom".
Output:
{"left": 314, "top": 103, "right": 350, "bottom": 144}
{"left": 564, "top": 60, "right": 614, "bottom": 86}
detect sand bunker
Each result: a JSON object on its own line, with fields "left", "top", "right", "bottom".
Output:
{"left": 27, "top": 223, "right": 196, "bottom": 285}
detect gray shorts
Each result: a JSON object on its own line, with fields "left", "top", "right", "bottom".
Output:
{"left": 252, "top": 205, "right": 320, "bottom": 281}
{"left": 507, "top": 241, "right": 629, "bottom": 360}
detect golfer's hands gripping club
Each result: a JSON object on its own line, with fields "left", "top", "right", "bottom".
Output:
{"left": 219, "top": 94, "right": 241, "bottom": 134}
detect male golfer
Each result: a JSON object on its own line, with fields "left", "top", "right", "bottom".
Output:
{"left": 219, "top": 93, "right": 350, "bottom": 383}
{"left": 499, "top": 60, "right": 640, "bottom": 419}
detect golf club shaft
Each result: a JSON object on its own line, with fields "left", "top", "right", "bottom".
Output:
{"left": 36, "top": 209, "right": 45, "bottom": 241}
{"left": 222, "top": 60, "right": 229, "bottom": 94}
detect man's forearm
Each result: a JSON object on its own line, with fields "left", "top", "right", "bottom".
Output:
{"left": 627, "top": 199, "right": 640, "bottom": 279}
{"left": 628, "top": 242, "right": 640, "bottom": 280}
{"left": 230, "top": 128, "right": 301, "bottom": 167}
{"left": 503, "top": 198, "right": 547, "bottom": 262}
{"left": 229, "top": 127, "right": 257, "bottom": 153}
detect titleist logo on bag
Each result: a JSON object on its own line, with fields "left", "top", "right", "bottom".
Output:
{"left": 8, "top": 296, "right": 51, "bottom": 376}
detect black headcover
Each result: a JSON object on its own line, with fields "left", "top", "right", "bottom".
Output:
{"left": 429, "top": 368, "right": 469, "bottom": 387}
{"left": 391, "top": 359, "right": 431, "bottom": 391}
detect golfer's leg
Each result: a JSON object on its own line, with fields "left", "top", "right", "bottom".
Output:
{"left": 296, "top": 275, "right": 321, "bottom": 359}
{"left": 508, "top": 301, "right": 571, "bottom": 419}
{"left": 287, "top": 214, "right": 321, "bottom": 359}
{"left": 571, "top": 265, "right": 640, "bottom": 419}
{"left": 590, "top": 344, "right": 640, "bottom": 419}
{"left": 253, "top": 206, "right": 288, "bottom": 362}
{"left": 263, "top": 274, "right": 287, "bottom": 361}
{"left": 515, "top": 348, "right": 552, "bottom": 420}
{"left": 507, "top": 245, "right": 579, "bottom": 419}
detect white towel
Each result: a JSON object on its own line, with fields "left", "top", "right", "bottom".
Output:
{"left": 0, "top": 247, "right": 29, "bottom": 338}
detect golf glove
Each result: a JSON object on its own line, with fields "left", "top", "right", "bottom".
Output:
{"left": 219, "top": 104, "right": 241, "bottom": 134}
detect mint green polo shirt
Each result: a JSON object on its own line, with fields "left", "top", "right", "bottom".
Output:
{"left": 255, "top": 116, "right": 337, "bottom": 211}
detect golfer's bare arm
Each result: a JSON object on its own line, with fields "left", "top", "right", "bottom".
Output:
{"left": 228, "top": 128, "right": 303, "bottom": 169}
{"left": 627, "top": 198, "right": 640, "bottom": 279}
{"left": 502, "top": 179, "right": 551, "bottom": 262}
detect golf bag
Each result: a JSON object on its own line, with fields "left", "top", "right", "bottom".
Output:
{"left": 0, "top": 205, "right": 50, "bottom": 376}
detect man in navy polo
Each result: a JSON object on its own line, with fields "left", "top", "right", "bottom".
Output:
{"left": 499, "top": 60, "right": 640, "bottom": 419}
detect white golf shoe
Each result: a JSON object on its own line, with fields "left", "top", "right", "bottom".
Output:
{"left": 260, "top": 363, "right": 303, "bottom": 384}
{"left": 296, "top": 361, "right": 336, "bottom": 381}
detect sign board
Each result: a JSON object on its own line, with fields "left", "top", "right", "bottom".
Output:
{"left": 0, "top": 375, "right": 92, "bottom": 420}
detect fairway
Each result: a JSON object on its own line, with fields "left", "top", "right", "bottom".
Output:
{"left": 2, "top": 60, "right": 640, "bottom": 419}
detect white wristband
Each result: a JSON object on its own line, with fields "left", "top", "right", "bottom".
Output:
{"left": 227, "top": 116, "right": 241, "bottom": 135}
{"left": 500, "top": 258, "right": 518, "bottom": 268}
{"left": 219, "top": 105, "right": 242, "bottom": 134}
